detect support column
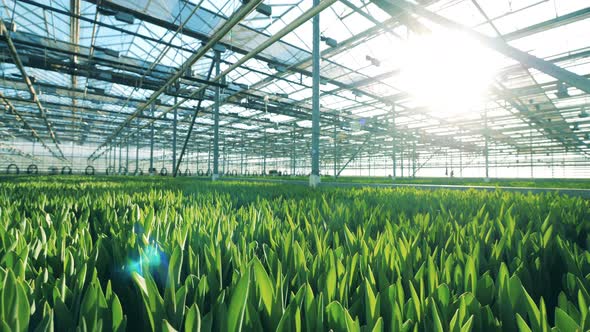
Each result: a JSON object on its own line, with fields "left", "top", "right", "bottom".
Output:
{"left": 459, "top": 134, "right": 463, "bottom": 178}
{"left": 118, "top": 140, "right": 122, "bottom": 174}
{"left": 291, "top": 123, "right": 296, "bottom": 176}
{"left": 412, "top": 137, "right": 416, "bottom": 178}
{"left": 368, "top": 151, "right": 371, "bottom": 177}
{"left": 150, "top": 105, "right": 155, "bottom": 175}
{"left": 125, "top": 138, "right": 129, "bottom": 173}
{"left": 530, "top": 128, "right": 533, "bottom": 178}
{"left": 310, "top": 0, "right": 321, "bottom": 187}
{"left": 263, "top": 131, "right": 267, "bottom": 175}
{"left": 400, "top": 136, "right": 404, "bottom": 178}
{"left": 391, "top": 106, "right": 396, "bottom": 180}
{"left": 333, "top": 116, "right": 337, "bottom": 177}
{"left": 172, "top": 83, "right": 178, "bottom": 176}
{"left": 135, "top": 136, "right": 139, "bottom": 174}
{"left": 222, "top": 143, "right": 226, "bottom": 175}
{"left": 484, "top": 107, "right": 490, "bottom": 182}
{"left": 240, "top": 134, "right": 244, "bottom": 175}
{"left": 207, "top": 141, "right": 211, "bottom": 172}
{"left": 212, "top": 49, "right": 221, "bottom": 180}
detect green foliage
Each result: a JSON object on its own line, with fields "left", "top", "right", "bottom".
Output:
{"left": 0, "top": 176, "right": 589, "bottom": 331}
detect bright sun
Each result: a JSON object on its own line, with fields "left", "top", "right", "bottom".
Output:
{"left": 397, "top": 30, "right": 501, "bottom": 118}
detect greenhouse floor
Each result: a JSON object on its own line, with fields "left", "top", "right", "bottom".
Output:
{"left": 222, "top": 176, "right": 590, "bottom": 199}
{"left": 1, "top": 176, "right": 589, "bottom": 331}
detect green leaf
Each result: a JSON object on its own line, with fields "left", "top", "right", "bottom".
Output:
{"left": 110, "top": 294, "right": 125, "bottom": 332}
{"left": 132, "top": 271, "right": 165, "bottom": 331}
{"left": 326, "top": 301, "right": 359, "bottom": 332}
{"left": 372, "top": 317, "right": 383, "bottom": 332}
{"left": 450, "top": 309, "right": 461, "bottom": 332}
{"left": 252, "top": 257, "right": 274, "bottom": 319}
{"left": 162, "top": 319, "right": 178, "bottom": 332}
{"left": 364, "top": 279, "right": 378, "bottom": 329}
{"left": 521, "top": 284, "right": 540, "bottom": 331}
{"left": 169, "top": 246, "right": 184, "bottom": 286}
{"left": 1, "top": 270, "right": 30, "bottom": 332}
{"left": 409, "top": 281, "right": 421, "bottom": 322}
{"left": 227, "top": 268, "right": 251, "bottom": 332}
{"left": 460, "top": 315, "right": 474, "bottom": 332}
{"left": 33, "top": 302, "right": 54, "bottom": 332}
{"left": 476, "top": 274, "right": 495, "bottom": 306}
{"left": 428, "top": 255, "right": 439, "bottom": 295}
{"left": 54, "top": 297, "right": 74, "bottom": 331}
{"left": 430, "top": 300, "right": 444, "bottom": 332}
{"left": 326, "top": 266, "right": 337, "bottom": 302}
{"left": 185, "top": 304, "right": 201, "bottom": 332}
{"left": 555, "top": 307, "right": 581, "bottom": 332}
{"left": 542, "top": 225, "right": 553, "bottom": 248}
{"left": 515, "top": 313, "right": 532, "bottom": 332}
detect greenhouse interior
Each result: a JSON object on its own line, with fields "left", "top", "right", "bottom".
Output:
{"left": 1, "top": 0, "right": 590, "bottom": 331}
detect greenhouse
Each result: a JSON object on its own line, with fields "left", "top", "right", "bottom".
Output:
{"left": 0, "top": 0, "right": 590, "bottom": 331}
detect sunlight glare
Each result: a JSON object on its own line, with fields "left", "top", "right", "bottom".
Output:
{"left": 398, "top": 30, "right": 501, "bottom": 118}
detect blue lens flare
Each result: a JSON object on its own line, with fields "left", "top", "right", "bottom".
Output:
{"left": 121, "top": 243, "right": 168, "bottom": 277}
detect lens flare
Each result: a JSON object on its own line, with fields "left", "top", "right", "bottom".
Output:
{"left": 397, "top": 30, "right": 502, "bottom": 118}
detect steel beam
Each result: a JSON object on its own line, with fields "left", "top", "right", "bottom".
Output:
{"left": 212, "top": 50, "right": 221, "bottom": 181}
{"left": 172, "top": 83, "right": 178, "bottom": 176}
{"left": 149, "top": 105, "right": 155, "bottom": 174}
{"left": 0, "top": 20, "right": 66, "bottom": 160}
{"left": 98, "top": 0, "right": 338, "bottom": 164}
{"left": 337, "top": 134, "right": 373, "bottom": 177}
{"left": 174, "top": 59, "right": 215, "bottom": 177}
{"left": 89, "top": 0, "right": 262, "bottom": 160}
{"left": 0, "top": 91, "right": 62, "bottom": 160}
{"left": 503, "top": 7, "right": 590, "bottom": 42}
{"left": 310, "top": 0, "right": 321, "bottom": 187}
{"left": 372, "top": 0, "right": 590, "bottom": 94}
{"left": 484, "top": 108, "right": 490, "bottom": 181}
{"left": 391, "top": 106, "right": 396, "bottom": 179}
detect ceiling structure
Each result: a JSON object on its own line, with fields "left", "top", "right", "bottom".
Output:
{"left": 0, "top": 0, "right": 589, "bottom": 177}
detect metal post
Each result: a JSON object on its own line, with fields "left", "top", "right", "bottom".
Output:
{"left": 70, "top": 141, "right": 74, "bottom": 169}
{"left": 172, "top": 83, "right": 178, "bottom": 176}
{"left": 412, "top": 137, "right": 416, "bottom": 177}
{"left": 240, "top": 135, "right": 244, "bottom": 175}
{"left": 530, "top": 128, "right": 533, "bottom": 178}
{"left": 367, "top": 151, "right": 371, "bottom": 176}
{"left": 400, "top": 136, "right": 404, "bottom": 178}
{"left": 222, "top": 143, "right": 226, "bottom": 175}
{"left": 118, "top": 141, "right": 122, "bottom": 174}
{"left": 212, "top": 50, "right": 221, "bottom": 180}
{"left": 333, "top": 117, "right": 337, "bottom": 177}
{"left": 459, "top": 134, "right": 463, "bottom": 178}
{"left": 126, "top": 138, "right": 129, "bottom": 173}
{"left": 150, "top": 105, "right": 155, "bottom": 175}
{"left": 135, "top": 135, "right": 139, "bottom": 174}
{"left": 310, "top": 0, "right": 321, "bottom": 187}
{"left": 263, "top": 131, "right": 267, "bottom": 175}
{"left": 484, "top": 107, "right": 490, "bottom": 181}
{"left": 392, "top": 106, "right": 396, "bottom": 180}
{"left": 207, "top": 141, "right": 211, "bottom": 172}
{"left": 551, "top": 150, "right": 554, "bottom": 178}
{"left": 291, "top": 123, "right": 296, "bottom": 176}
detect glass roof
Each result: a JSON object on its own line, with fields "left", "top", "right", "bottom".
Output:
{"left": 0, "top": 0, "right": 588, "bottom": 172}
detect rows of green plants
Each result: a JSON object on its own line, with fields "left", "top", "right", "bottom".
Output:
{"left": 234, "top": 175, "right": 590, "bottom": 189}
{"left": 0, "top": 176, "right": 589, "bottom": 331}
{"left": 3, "top": 174, "right": 590, "bottom": 189}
